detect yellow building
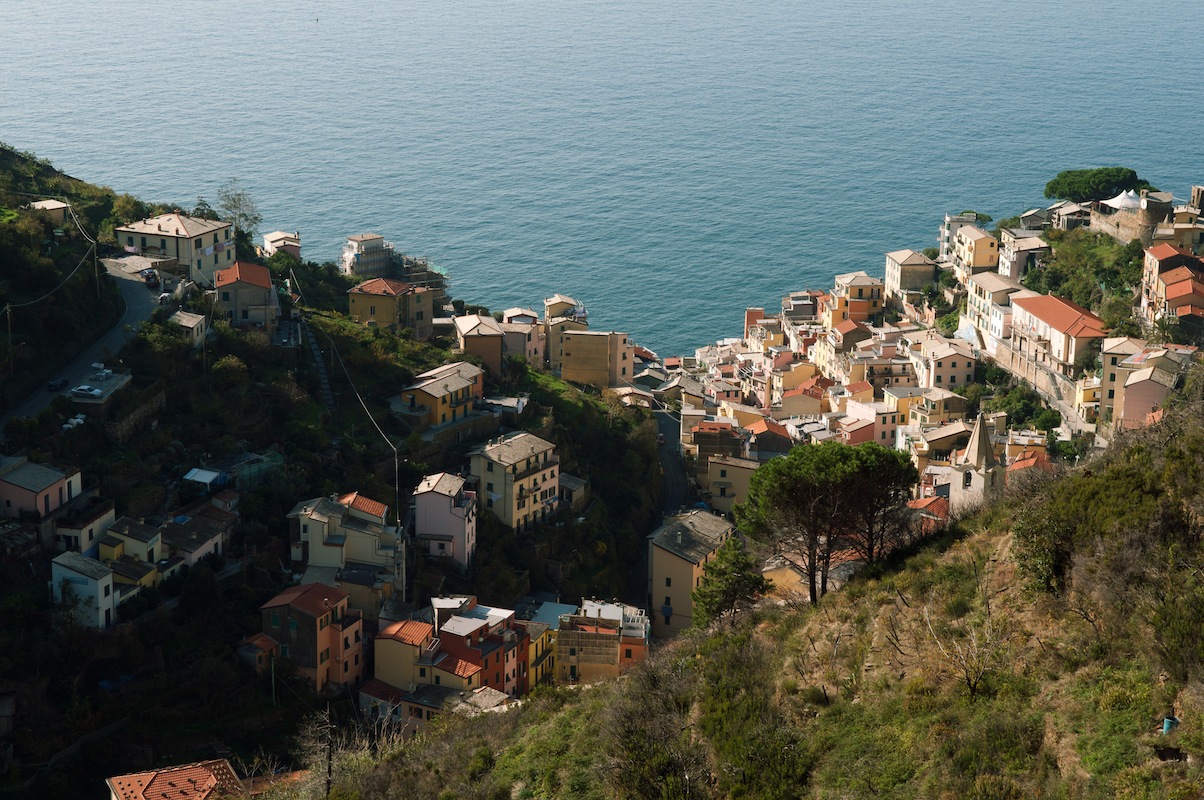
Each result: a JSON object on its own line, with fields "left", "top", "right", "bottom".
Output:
{"left": 393, "top": 362, "right": 485, "bottom": 432}
{"left": 115, "top": 213, "right": 233, "bottom": 286}
{"left": 560, "top": 330, "right": 633, "bottom": 387}
{"left": 647, "top": 510, "right": 734, "bottom": 639}
{"left": 771, "top": 360, "right": 817, "bottom": 404}
{"left": 952, "top": 225, "right": 999, "bottom": 285}
{"left": 469, "top": 432, "right": 560, "bottom": 532}
{"left": 454, "top": 314, "right": 505, "bottom": 375}
{"left": 706, "top": 455, "right": 759, "bottom": 515}
{"left": 348, "top": 277, "right": 437, "bottom": 339}
{"left": 820, "top": 271, "right": 884, "bottom": 329}
{"left": 546, "top": 316, "right": 588, "bottom": 372}
{"left": 374, "top": 619, "right": 482, "bottom": 694}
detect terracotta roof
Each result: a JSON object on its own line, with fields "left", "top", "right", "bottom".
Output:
{"left": 106, "top": 759, "right": 241, "bottom": 800}
{"left": 115, "top": 213, "right": 230, "bottom": 238}
{"left": 214, "top": 260, "right": 272, "bottom": 290}
{"left": 695, "top": 421, "right": 737, "bottom": 434}
{"left": 1160, "top": 266, "right": 1199, "bottom": 286}
{"left": 632, "top": 345, "right": 657, "bottom": 361}
{"left": 437, "top": 655, "right": 483, "bottom": 679}
{"left": 1176, "top": 305, "right": 1204, "bottom": 318}
{"left": 1147, "top": 242, "right": 1195, "bottom": 261}
{"left": 1166, "top": 279, "right": 1204, "bottom": 300}
{"left": 846, "top": 381, "right": 873, "bottom": 394}
{"left": 338, "top": 491, "right": 389, "bottom": 519}
{"left": 1011, "top": 294, "right": 1107, "bottom": 338}
{"left": 907, "top": 496, "right": 950, "bottom": 520}
{"left": 349, "top": 277, "right": 418, "bottom": 296}
{"left": 833, "top": 319, "right": 866, "bottom": 335}
{"left": 379, "top": 619, "right": 433, "bottom": 647}
{"left": 748, "top": 418, "right": 790, "bottom": 439}
{"left": 1007, "top": 450, "right": 1054, "bottom": 473}
{"left": 242, "top": 632, "right": 279, "bottom": 653}
{"left": 261, "top": 582, "right": 348, "bottom": 617}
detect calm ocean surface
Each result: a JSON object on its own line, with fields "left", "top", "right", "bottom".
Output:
{"left": 3, "top": 0, "right": 1203, "bottom": 355}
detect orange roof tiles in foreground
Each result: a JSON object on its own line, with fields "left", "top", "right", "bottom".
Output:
{"left": 107, "top": 759, "right": 242, "bottom": 800}
{"left": 1147, "top": 242, "right": 1196, "bottom": 262}
{"left": 214, "top": 260, "right": 272, "bottom": 290}
{"left": 379, "top": 619, "right": 434, "bottom": 646}
{"left": 338, "top": 491, "right": 389, "bottom": 519}
{"left": 1011, "top": 294, "right": 1107, "bottom": 338}
{"left": 845, "top": 381, "right": 874, "bottom": 394}
{"left": 260, "top": 582, "right": 349, "bottom": 618}
{"left": 437, "top": 655, "right": 483, "bottom": 679}
{"left": 349, "top": 276, "right": 419, "bottom": 296}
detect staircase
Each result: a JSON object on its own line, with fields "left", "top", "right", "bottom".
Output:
{"left": 302, "top": 320, "right": 336, "bottom": 411}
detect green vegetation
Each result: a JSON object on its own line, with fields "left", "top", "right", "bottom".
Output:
{"left": 1022, "top": 228, "right": 1143, "bottom": 312}
{"left": 1044, "top": 166, "right": 1153, "bottom": 202}
{"left": 691, "top": 538, "right": 771, "bottom": 627}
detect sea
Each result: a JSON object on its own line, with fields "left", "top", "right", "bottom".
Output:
{"left": 3, "top": 0, "right": 1203, "bottom": 356}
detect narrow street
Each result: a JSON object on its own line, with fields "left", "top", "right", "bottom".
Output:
{"left": 655, "top": 407, "right": 688, "bottom": 515}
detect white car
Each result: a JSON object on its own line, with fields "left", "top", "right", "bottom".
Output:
{"left": 71, "top": 385, "right": 103, "bottom": 398}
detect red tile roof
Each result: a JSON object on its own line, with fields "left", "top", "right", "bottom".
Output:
{"left": 833, "top": 319, "right": 866, "bottom": 335}
{"left": 1007, "top": 450, "right": 1054, "bottom": 474}
{"left": 107, "top": 760, "right": 241, "bottom": 800}
{"left": 907, "top": 496, "right": 950, "bottom": 519}
{"left": 379, "top": 619, "right": 433, "bottom": 647}
{"left": 846, "top": 381, "right": 873, "bottom": 394}
{"left": 1011, "top": 294, "right": 1107, "bottom": 338}
{"left": 1147, "top": 242, "right": 1195, "bottom": 262}
{"left": 1166, "top": 279, "right": 1204, "bottom": 301}
{"left": 695, "top": 421, "right": 736, "bottom": 434}
{"left": 349, "top": 277, "right": 418, "bottom": 296}
{"left": 748, "top": 418, "right": 790, "bottom": 439}
{"left": 437, "top": 655, "right": 483, "bottom": 679}
{"left": 242, "top": 632, "right": 279, "bottom": 653}
{"left": 632, "top": 345, "right": 657, "bottom": 361}
{"left": 214, "top": 260, "right": 271, "bottom": 290}
{"left": 261, "top": 582, "right": 349, "bottom": 617}
{"left": 1160, "top": 266, "right": 1199, "bottom": 286}
{"left": 1176, "top": 305, "right": 1204, "bottom": 318}
{"left": 338, "top": 491, "right": 389, "bottom": 520}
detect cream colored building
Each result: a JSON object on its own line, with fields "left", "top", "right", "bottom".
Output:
{"left": 115, "top": 213, "right": 234, "bottom": 286}
{"left": 952, "top": 225, "right": 999, "bottom": 285}
{"left": 705, "top": 455, "right": 759, "bottom": 515}
{"left": 469, "top": 432, "right": 559, "bottom": 531}
{"left": 647, "top": 510, "right": 734, "bottom": 638}
{"left": 560, "top": 330, "right": 633, "bottom": 387}
{"left": 214, "top": 261, "right": 280, "bottom": 331}
{"left": 884, "top": 249, "right": 936, "bottom": 307}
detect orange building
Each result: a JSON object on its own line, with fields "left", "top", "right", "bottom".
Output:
{"left": 259, "top": 582, "right": 364, "bottom": 693}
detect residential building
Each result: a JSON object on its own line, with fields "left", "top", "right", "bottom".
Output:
{"left": 106, "top": 759, "right": 242, "bottom": 800}
{"left": 691, "top": 421, "right": 746, "bottom": 481}
{"left": 392, "top": 361, "right": 485, "bottom": 433}
{"left": 27, "top": 199, "right": 70, "bottom": 223}
{"left": 951, "top": 226, "right": 999, "bottom": 285}
{"left": 561, "top": 330, "right": 633, "bottom": 387}
{"left": 160, "top": 505, "right": 235, "bottom": 567}
{"left": 114, "top": 213, "right": 233, "bottom": 286}
{"left": 468, "top": 432, "right": 559, "bottom": 531}
{"left": 348, "top": 277, "right": 436, "bottom": 339}
{"left": 49, "top": 551, "right": 116, "bottom": 629}
{"left": 706, "top": 454, "right": 759, "bottom": 515}
{"left": 341, "top": 234, "right": 395, "bottom": 278}
{"left": 168, "top": 310, "right": 207, "bottom": 347}
{"left": 1111, "top": 345, "right": 1196, "bottom": 430}
{"left": 500, "top": 321, "right": 545, "bottom": 365}
{"left": 746, "top": 417, "right": 793, "bottom": 461}
{"left": 647, "top": 510, "right": 735, "bottom": 638}
{"left": 260, "top": 582, "right": 364, "bottom": 692}
{"left": 454, "top": 314, "right": 505, "bottom": 374}
{"left": 287, "top": 492, "right": 404, "bottom": 601}
{"left": 431, "top": 596, "right": 528, "bottom": 696}
{"left": 1048, "top": 200, "right": 1091, "bottom": 232}
{"left": 214, "top": 261, "right": 279, "bottom": 331}
{"left": 907, "top": 387, "right": 968, "bottom": 427}
{"left": 884, "top": 249, "right": 937, "bottom": 308}
{"left": 373, "top": 618, "right": 480, "bottom": 698}
{"left": 939, "top": 212, "right": 978, "bottom": 261}
{"left": 52, "top": 496, "right": 115, "bottom": 559}
{"left": 0, "top": 455, "right": 81, "bottom": 522}
{"left": 813, "top": 319, "right": 872, "bottom": 380}
{"left": 820, "top": 272, "right": 884, "bottom": 329}
{"left": 413, "top": 472, "right": 477, "bottom": 573}
{"left": 556, "top": 599, "right": 651, "bottom": 684}
{"left": 965, "top": 272, "right": 1024, "bottom": 349}
{"left": 1098, "top": 337, "right": 1146, "bottom": 423}
{"left": 262, "top": 230, "right": 301, "bottom": 260}
{"left": 515, "top": 597, "right": 579, "bottom": 688}
{"left": 1006, "top": 294, "right": 1108, "bottom": 379}
{"left": 900, "top": 331, "right": 976, "bottom": 389}
{"left": 998, "top": 228, "right": 1049, "bottom": 281}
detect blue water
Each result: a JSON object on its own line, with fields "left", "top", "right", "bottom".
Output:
{"left": 3, "top": 0, "right": 1203, "bottom": 355}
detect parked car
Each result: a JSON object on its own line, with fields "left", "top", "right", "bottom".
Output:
{"left": 158, "top": 292, "right": 172, "bottom": 305}
{"left": 47, "top": 377, "right": 69, "bottom": 391}
{"left": 657, "top": 433, "right": 666, "bottom": 445}
{"left": 71, "top": 385, "right": 103, "bottom": 398}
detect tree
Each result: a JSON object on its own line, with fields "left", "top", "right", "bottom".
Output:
{"left": 692, "top": 538, "right": 771, "bottom": 626}
{"left": 737, "top": 442, "right": 857, "bottom": 605}
{"left": 191, "top": 196, "right": 219, "bottom": 220}
{"left": 1044, "top": 167, "right": 1151, "bottom": 202}
{"left": 216, "top": 177, "right": 263, "bottom": 241}
{"left": 111, "top": 193, "right": 149, "bottom": 224}
{"left": 843, "top": 443, "right": 920, "bottom": 565}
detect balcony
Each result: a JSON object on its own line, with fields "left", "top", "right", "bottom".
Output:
{"left": 514, "top": 456, "right": 559, "bottom": 481}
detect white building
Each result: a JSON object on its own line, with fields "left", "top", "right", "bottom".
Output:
{"left": 114, "top": 213, "right": 234, "bottom": 287}
{"left": 413, "top": 473, "right": 477, "bottom": 573}
{"left": 50, "top": 551, "right": 116, "bottom": 629}
{"left": 939, "top": 212, "right": 978, "bottom": 261}
{"left": 341, "top": 234, "right": 394, "bottom": 278}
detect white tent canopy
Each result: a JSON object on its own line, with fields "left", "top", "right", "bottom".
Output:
{"left": 1100, "top": 189, "right": 1141, "bottom": 210}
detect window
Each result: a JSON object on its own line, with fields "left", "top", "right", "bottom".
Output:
{"left": 569, "top": 648, "right": 576, "bottom": 656}
{"left": 935, "top": 375, "right": 942, "bottom": 384}
{"left": 625, "top": 648, "right": 633, "bottom": 659}
{"left": 487, "top": 462, "right": 493, "bottom": 472}
{"left": 435, "top": 675, "right": 441, "bottom": 685}
{"left": 963, "top": 472, "right": 973, "bottom": 488}
{"left": 320, "top": 648, "right": 330, "bottom": 664}
{"left": 344, "top": 661, "right": 349, "bottom": 673}
{"left": 665, "top": 577, "right": 672, "bottom": 587}
{"left": 221, "top": 291, "right": 230, "bottom": 302}
{"left": 270, "top": 611, "right": 280, "bottom": 628}
{"left": 720, "top": 469, "right": 727, "bottom": 478}
{"left": 369, "top": 305, "right": 376, "bottom": 315}
{"left": 289, "top": 619, "right": 297, "bottom": 634}
{"left": 720, "top": 486, "right": 728, "bottom": 497}
{"left": 416, "top": 310, "right": 424, "bottom": 320}
{"left": 420, "top": 667, "right": 426, "bottom": 678}
{"left": 665, "top": 596, "right": 671, "bottom": 606}
{"left": 486, "top": 482, "right": 493, "bottom": 492}
{"left": 495, "top": 672, "right": 500, "bottom": 683}
{"left": 281, "top": 644, "right": 290, "bottom": 659}
{"left": 104, "top": 584, "right": 110, "bottom": 597}
{"left": 1109, "top": 373, "right": 1115, "bottom": 383}
{"left": 241, "top": 309, "right": 249, "bottom": 320}
{"left": 1108, "top": 389, "right": 1115, "bottom": 399}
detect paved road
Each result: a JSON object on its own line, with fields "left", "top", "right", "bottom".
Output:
{"left": 0, "top": 260, "right": 160, "bottom": 430}
{"left": 655, "top": 407, "right": 688, "bottom": 514}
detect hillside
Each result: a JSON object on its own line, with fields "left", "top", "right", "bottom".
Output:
{"left": 280, "top": 369, "right": 1204, "bottom": 800}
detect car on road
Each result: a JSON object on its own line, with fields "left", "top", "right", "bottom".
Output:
{"left": 47, "top": 377, "right": 69, "bottom": 391}
{"left": 71, "top": 385, "right": 103, "bottom": 398}
{"left": 657, "top": 433, "right": 666, "bottom": 445}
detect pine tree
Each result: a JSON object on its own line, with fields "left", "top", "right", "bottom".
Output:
{"left": 692, "top": 538, "right": 771, "bottom": 627}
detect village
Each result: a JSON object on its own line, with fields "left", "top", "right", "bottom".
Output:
{"left": 4, "top": 175, "right": 1204, "bottom": 796}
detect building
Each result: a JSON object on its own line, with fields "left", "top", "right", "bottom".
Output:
{"left": 948, "top": 414, "right": 1005, "bottom": 515}
{"left": 213, "top": 261, "right": 279, "bottom": 331}
{"left": 468, "top": 432, "right": 559, "bottom": 531}
{"left": 454, "top": 314, "right": 506, "bottom": 375}
{"left": 348, "top": 277, "right": 437, "bottom": 339}
{"left": 820, "top": 272, "right": 884, "bottom": 329}
{"left": 259, "top": 582, "right": 364, "bottom": 692}
{"left": 951, "top": 226, "right": 999, "bottom": 285}
{"left": 647, "top": 510, "right": 735, "bottom": 638}
{"left": 49, "top": 551, "right": 116, "bottom": 629}
{"left": 392, "top": 361, "right": 485, "bottom": 434}
{"left": 262, "top": 230, "right": 301, "bottom": 260}
{"left": 965, "top": 272, "right": 1024, "bottom": 349}
{"left": 413, "top": 473, "right": 477, "bottom": 573}
{"left": 998, "top": 228, "right": 1049, "bottom": 281}
{"left": 884, "top": 249, "right": 937, "bottom": 308}
{"left": 900, "top": 331, "right": 976, "bottom": 389}
{"left": 1098, "top": 336, "right": 1147, "bottom": 423}
{"left": 52, "top": 496, "right": 115, "bottom": 559}
{"left": 560, "top": 330, "right": 633, "bottom": 387}
{"left": 1091, "top": 188, "right": 1173, "bottom": 246}
{"left": 28, "top": 198, "right": 70, "bottom": 223}
{"left": 1140, "top": 243, "right": 1201, "bottom": 322}
{"left": 115, "top": 214, "right": 234, "bottom": 286}
{"left": 1110, "top": 345, "right": 1196, "bottom": 431}
{"left": 168, "top": 310, "right": 207, "bottom": 347}
{"left": 939, "top": 212, "right": 979, "bottom": 261}
{"left": 555, "top": 599, "right": 650, "bottom": 684}
{"left": 287, "top": 492, "right": 404, "bottom": 604}
{"left": 0, "top": 455, "right": 82, "bottom": 522}
{"left": 106, "top": 759, "right": 242, "bottom": 800}
{"left": 1006, "top": 294, "right": 1108, "bottom": 379}
{"left": 706, "top": 454, "right": 759, "bottom": 515}
{"left": 341, "top": 234, "right": 395, "bottom": 278}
